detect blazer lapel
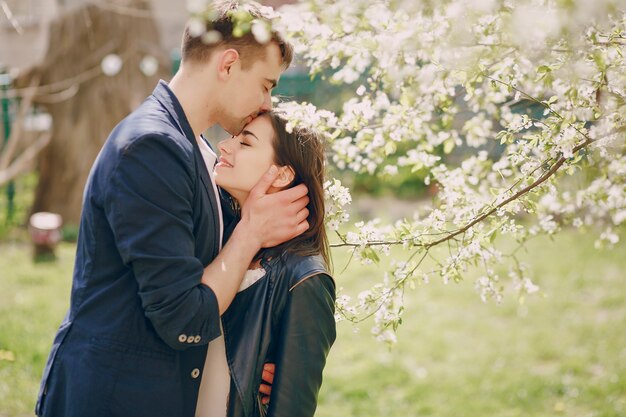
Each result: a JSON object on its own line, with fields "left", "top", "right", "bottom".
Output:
{"left": 150, "top": 80, "right": 221, "bottom": 258}
{"left": 192, "top": 143, "right": 220, "bottom": 250}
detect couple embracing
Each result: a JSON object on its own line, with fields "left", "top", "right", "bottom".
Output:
{"left": 35, "top": 2, "right": 336, "bottom": 417}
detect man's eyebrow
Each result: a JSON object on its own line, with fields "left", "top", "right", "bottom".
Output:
{"left": 265, "top": 78, "right": 277, "bottom": 88}
{"left": 242, "top": 130, "right": 259, "bottom": 141}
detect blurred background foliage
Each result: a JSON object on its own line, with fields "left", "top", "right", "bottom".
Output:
{"left": 1, "top": 0, "right": 625, "bottom": 416}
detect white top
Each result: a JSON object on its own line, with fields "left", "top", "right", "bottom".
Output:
{"left": 195, "top": 136, "right": 227, "bottom": 417}
{"left": 238, "top": 267, "right": 267, "bottom": 292}
{"left": 195, "top": 324, "right": 230, "bottom": 417}
{"left": 195, "top": 268, "right": 267, "bottom": 417}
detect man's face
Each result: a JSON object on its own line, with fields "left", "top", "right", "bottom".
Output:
{"left": 218, "top": 43, "right": 283, "bottom": 135}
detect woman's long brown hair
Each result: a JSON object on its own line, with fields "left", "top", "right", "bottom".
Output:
{"left": 256, "top": 111, "right": 331, "bottom": 271}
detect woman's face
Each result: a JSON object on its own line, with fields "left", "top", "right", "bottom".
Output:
{"left": 214, "top": 115, "right": 276, "bottom": 204}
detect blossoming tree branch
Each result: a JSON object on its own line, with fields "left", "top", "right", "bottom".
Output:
{"left": 190, "top": 0, "right": 625, "bottom": 344}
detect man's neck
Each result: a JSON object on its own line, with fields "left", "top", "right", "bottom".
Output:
{"left": 168, "top": 70, "right": 216, "bottom": 137}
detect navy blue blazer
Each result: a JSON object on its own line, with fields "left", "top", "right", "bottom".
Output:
{"left": 36, "top": 81, "right": 235, "bottom": 417}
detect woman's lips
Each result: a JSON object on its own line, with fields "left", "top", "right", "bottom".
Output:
{"left": 216, "top": 157, "right": 233, "bottom": 168}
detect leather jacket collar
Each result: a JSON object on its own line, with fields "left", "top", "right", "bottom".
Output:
{"left": 222, "top": 252, "right": 336, "bottom": 417}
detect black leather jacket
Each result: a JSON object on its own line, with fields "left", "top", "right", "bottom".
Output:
{"left": 222, "top": 251, "right": 336, "bottom": 417}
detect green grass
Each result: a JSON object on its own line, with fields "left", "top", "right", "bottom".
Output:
{"left": 1, "top": 229, "right": 625, "bottom": 416}
{"left": 0, "top": 242, "right": 74, "bottom": 417}
{"left": 0, "top": 174, "right": 38, "bottom": 240}
{"left": 319, "top": 229, "right": 626, "bottom": 417}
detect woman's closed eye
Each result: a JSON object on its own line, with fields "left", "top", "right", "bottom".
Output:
{"left": 239, "top": 141, "right": 251, "bottom": 147}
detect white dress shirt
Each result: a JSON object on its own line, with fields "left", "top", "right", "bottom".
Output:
{"left": 195, "top": 136, "right": 228, "bottom": 417}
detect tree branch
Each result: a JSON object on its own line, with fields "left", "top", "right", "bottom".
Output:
{"left": 0, "top": 132, "right": 51, "bottom": 186}
{"left": 0, "top": 0, "right": 23, "bottom": 34}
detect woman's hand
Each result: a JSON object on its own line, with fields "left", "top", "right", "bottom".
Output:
{"left": 259, "top": 363, "right": 275, "bottom": 405}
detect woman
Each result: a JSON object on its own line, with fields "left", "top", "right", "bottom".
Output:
{"left": 195, "top": 111, "right": 336, "bottom": 417}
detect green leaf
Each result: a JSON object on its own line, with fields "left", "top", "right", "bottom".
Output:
{"left": 571, "top": 153, "right": 583, "bottom": 164}
{"left": 443, "top": 139, "right": 455, "bottom": 154}
{"left": 362, "top": 248, "right": 380, "bottom": 264}
{"left": 232, "top": 26, "right": 245, "bottom": 37}
{"left": 330, "top": 129, "right": 343, "bottom": 139}
{"left": 400, "top": 93, "right": 412, "bottom": 107}
{"left": 592, "top": 52, "right": 606, "bottom": 71}
{"left": 490, "top": 229, "right": 498, "bottom": 243}
{"left": 384, "top": 141, "right": 397, "bottom": 156}
{"left": 410, "top": 163, "right": 424, "bottom": 173}
{"left": 499, "top": 132, "right": 513, "bottom": 144}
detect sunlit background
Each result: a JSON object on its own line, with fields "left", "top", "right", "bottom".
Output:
{"left": 1, "top": 1, "right": 625, "bottom": 416}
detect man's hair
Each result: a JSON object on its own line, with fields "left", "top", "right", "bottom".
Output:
{"left": 182, "top": 1, "right": 293, "bottom": 70}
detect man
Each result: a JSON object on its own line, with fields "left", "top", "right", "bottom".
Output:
{"left": 35, "top": 2, "right": 306, "bottom": 416}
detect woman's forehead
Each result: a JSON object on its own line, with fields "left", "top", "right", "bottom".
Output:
{"left": 245, "top": 115, "right": 274, "bottom": 139}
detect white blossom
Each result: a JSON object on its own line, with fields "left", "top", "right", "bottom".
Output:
{"left": 239, "top": 0, "right": 626, "bottom": 343}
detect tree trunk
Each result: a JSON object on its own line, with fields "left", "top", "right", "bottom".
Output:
{"left": 27, "top": 0, "right": 169, "bottom": 225}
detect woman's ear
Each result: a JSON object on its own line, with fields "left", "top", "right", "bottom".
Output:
{"left": 272, "top": 166, "right": 295, "bottom": 188}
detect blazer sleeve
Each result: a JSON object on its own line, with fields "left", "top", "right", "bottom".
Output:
{"left": 267, "top": 274, "right": 336, "bottom": 417}
{"left": 104, "top": 133, "right": 221, "bottom": 350}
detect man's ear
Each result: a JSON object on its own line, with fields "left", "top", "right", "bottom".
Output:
{"left": 217, "top": 49, "right": 240, "bottom": 80}
{"left": 272, "top": 166, "right": 295, "bottom": 188}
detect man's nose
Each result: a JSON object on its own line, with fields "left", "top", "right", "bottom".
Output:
{"left": 260, "top": 92, "right": 272, "bottom": 112}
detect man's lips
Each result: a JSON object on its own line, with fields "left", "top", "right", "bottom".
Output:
{"left": 216, "top": 156, "right": 233, "bottom": 168}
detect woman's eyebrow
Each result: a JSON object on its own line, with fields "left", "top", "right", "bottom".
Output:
{"left": 242, "top": 130, "right": 260, "bottom": 141}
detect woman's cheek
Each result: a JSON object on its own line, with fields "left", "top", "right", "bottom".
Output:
{"left": 251, "top": 162, "right": 270, "bottom": 188}
{"left": 250, "top": 169, "right": 265, "bottom": 189}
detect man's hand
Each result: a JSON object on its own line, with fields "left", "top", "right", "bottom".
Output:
{"left": 259, "top": 363, "right": 275, "bottom": 405}
{"left": 240, "top": 165, "right": 310, "bottom": 248}
{"left": 202, "top": 168, "right": 308, "bottom": 314}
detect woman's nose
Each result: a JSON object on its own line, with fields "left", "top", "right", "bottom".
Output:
{"left": 218, "top": 138, "right": 233, "bottom": 154}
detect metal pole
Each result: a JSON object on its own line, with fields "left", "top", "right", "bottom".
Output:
{"left": 0, "top": 69, "right": 15, "bottom": 223}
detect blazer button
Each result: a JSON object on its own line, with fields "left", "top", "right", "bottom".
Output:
{"left": 187, "top": 337, "right": 195, "bottom": 344}
{"left": 194, "top": 335, "right": 201, "bottom": 343}
{"left": 178, "top": 334, "right": 187, "bottom": 343}
{"left": 191, "top": 368, "right": 200, "bottom": 379}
